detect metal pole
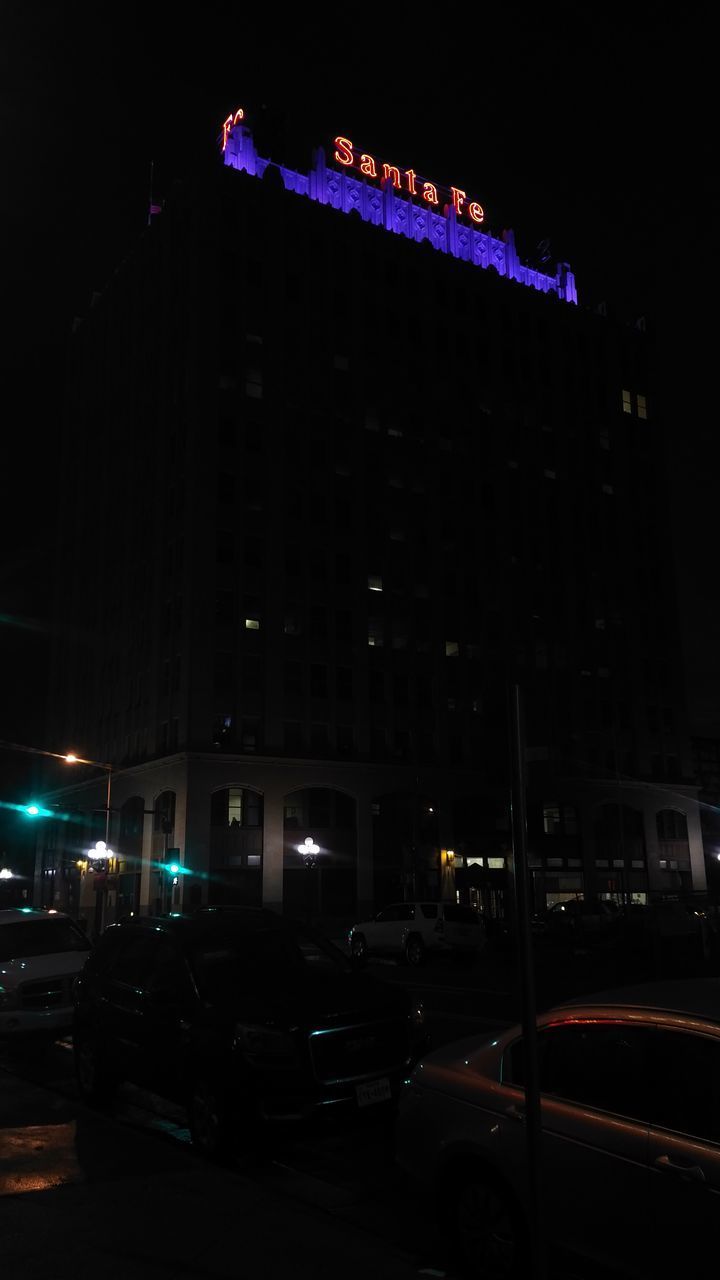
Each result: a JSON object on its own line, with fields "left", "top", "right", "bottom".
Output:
{"left": 508, "top": 683, "right": 546, "bottom": 1279}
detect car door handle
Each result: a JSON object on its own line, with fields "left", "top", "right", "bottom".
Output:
{"left": 654, "top": 1154, "right": 706, "bottom": 1183}
{"left": 505, "top": 1104, "right": 526, "bottom": 1123}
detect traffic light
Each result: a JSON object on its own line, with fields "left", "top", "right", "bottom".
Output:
{"left": 22, "top": 802, "right": 54, "bottom": 818}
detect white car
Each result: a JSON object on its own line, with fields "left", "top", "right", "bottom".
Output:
{"left": 348, "top": 902, "right": 486, "bottom": 967}
{"left": 0, "top": 908, "right": 92, "bottom": 1040}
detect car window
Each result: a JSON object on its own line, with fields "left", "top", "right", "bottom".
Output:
{"left": 111, "top": 935, "right": 158, "bottom": 987}
{"left": 375, "top": 905, "right": 415, "bottom": 922}
{"left": 443, "top": 906, "right": 480, "bottom": 925}
{"left": 191, "top": 926, "right": 348, "bottom": 1002}
{"left": 146, "top": 939, "right": 191, "bottom": 998}
{"left": 506, "top": 1022, "right": 653, "bottom": 1121}
{"left": 420, "top": 904, "right": 438, "bottom": 919}
{"left": 0, "top": 918, "right": 91, "bottom": 962}
{"left": 649, "top": 1030, "right": 720, "bottom": 1143}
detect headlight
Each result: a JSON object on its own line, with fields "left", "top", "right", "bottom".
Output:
{"left": 233, "top": 1023, "right": 298, "bottom": 1066}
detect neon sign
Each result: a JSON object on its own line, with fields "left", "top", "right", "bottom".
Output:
{"left": 333, "top": 135, "right": 484, "bottom": 225}
{"left": 220, "top": 109, "right": 577, "bottom": 305}
{"left": 221, "top": 107, "right": 244, "bottom": 151}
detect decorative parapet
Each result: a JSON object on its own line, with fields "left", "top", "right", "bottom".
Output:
{"left": 223, "top": 123, "right": 577, "bottom": 305}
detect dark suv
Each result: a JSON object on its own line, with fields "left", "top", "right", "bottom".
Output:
{"left": 72, "top": 908, "right": 427, "bottom": 1157}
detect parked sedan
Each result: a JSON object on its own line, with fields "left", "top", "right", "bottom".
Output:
{"left": 349, "top": 902, "right": 486, "bottom": 966}
{"left": 396, "top": 980, "right": 720, "bottom": 1277}
{"left": 73, "top": 907, "right": 427, "bottom": 1159}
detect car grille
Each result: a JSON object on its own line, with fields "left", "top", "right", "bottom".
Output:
{"left": 309, "top": 1017, "right": 410, "bottom": 1085}
{"left": 18, "top": 976, "right": 74, "bottom": 1011}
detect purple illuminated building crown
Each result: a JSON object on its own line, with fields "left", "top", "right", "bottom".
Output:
{"left": 222, "top": 120, "right": 577, "bottom": 305}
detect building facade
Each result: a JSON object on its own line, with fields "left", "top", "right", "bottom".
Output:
{"left": 37, "top": 109, "right": 704, "bottom": 929}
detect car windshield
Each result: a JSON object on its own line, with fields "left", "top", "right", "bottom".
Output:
{"left": 0, "top": 918, "right": 91, "bottom": 962}
{"left": 191, "top": 926, "right": 350, "bottom": 1001}
{"left": 443, "top": 906, "right": 481, "bottom": 924}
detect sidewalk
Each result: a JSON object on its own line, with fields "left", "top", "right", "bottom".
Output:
{"left": 0, "top": 1076, "right": 425, "bottom": 1280}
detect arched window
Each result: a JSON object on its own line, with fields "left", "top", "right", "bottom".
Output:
{"left": 154, "top": 791, "right": 176, "bottom": 834}
{"left": 657, "top": 810, "right": 688, "bottom": 842}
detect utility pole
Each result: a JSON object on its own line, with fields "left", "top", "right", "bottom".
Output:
{"left": 508, "top": 683, "right": 546, "bottom": 1279}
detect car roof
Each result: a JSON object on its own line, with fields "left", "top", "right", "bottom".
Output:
{"left": 105, "top": 906, "right": 301, "bottom": 948}
{"left": 556, "top": 979, "right": 720, "bottom": 1025}
{"left": 0, "top": 907, "right": 70, "bottom": 924}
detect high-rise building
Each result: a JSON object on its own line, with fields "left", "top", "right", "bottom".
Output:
{"left": 38, "top": 108, "right": 705, "bottom": 929}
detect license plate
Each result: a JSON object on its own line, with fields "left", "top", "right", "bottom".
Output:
{"left": 356, "top": 1077, "right": 391, "bottom": 1108}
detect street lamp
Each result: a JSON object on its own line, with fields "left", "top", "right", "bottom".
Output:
{"left": 298, "top": 837, "right": 321, "bottom": 922}
{"left": 298, "top": 836, "right": 320, "bottom": 868}
{"left": 0, "top": 868, "right": 14, "bottom": 880}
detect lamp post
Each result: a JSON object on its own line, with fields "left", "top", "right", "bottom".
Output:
{"left": 298, "top": 837, "right": 321, "bottom": 922}
{"left": 63, "top": 753, "right": 114, "bottom": 936}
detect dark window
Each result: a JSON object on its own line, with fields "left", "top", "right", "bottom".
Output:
{"left": 375, "top": 904, "right": 415, "bottom": 923}
{"left": 0, "top": 919, "right": 90, "bottom": 962}
{"left": 650, "top": 1031, "right": 720, "bottom": 1143}
{"left": 284, "top": 662, "right": 303, "bottom": 698}
{"left": 112, "top": 935, "right": 157, "bottom": 987}
{"left": 336, "top": 667, "right": 353, "bottom": 701}
{"left": 506, "top": 1022, "right": 652, "bottom": 1121}
{"left": 284, "top": 721, "right": 303, "bottom": 753}
{"left": 310, "top": 664, "right": 328, "bottom": 698}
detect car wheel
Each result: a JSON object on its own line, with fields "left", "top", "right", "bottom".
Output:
{"left": 405, "top": 934, "right": 425, "bottom": 967}
{"left": 351, "top": 933, "right": 367, "bottom": 965}
{"left": 74, "top": 1032, "right": 116, "bottom": 1106}
{"left": 453, "top": 1176, "right": 525, "bottom": 1278}
{"left": 188, "top": 1077, "right": 234, "bottom": 1161}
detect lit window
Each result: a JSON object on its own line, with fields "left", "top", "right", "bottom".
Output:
{"left": 543, "top": 803, "right": 561, "bottom": 836}
{"left": 388, "top": 426, "right": 403, "bottom": 438}
{"left": 247, "top": 855, "right": 261, "bottom": 867}
{"left": 368, "top": 574, "right": 383, "bottom": 592}
{"left": 637, "top": 393, "right": 647, "bottom": 419}
{"left": 228, "top": 787, "right": 243, "bottom": 826}
{"left": 487, "top": 857, "right": 505, "bottom": 870}
{"left": 368, "top": 619, "right": 383, "bottom": 648}
{"left": 445, "top": 641, "right": 460, "bottom": 658}
{"left": 622, "top": 389, "right": 632, "bottom": 414}
{"left": 245, "top": 618, "right": 260, "bottom": 631}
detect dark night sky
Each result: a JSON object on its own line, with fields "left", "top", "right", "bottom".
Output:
{"left": 0, "top": 4, "right": 717, "bottom": 843}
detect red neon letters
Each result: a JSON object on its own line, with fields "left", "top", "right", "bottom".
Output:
{"left": 222, "top": 107, "right": 245, "bottom": 151}
{"left": 332, "top": 136, "right": 484, "bottom": 224}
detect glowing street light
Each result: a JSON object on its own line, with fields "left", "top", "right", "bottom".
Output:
{"left": 298, "top": 836, "right": 320, "bottom": 868}
{"left": 86, "top": 840, "right": 114, "bottom": 863}
{"left": 0, "top": 868, "right": 14, "bottom": 880}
